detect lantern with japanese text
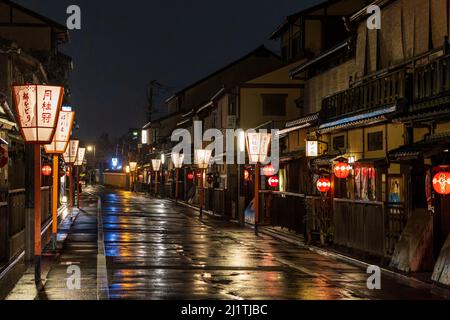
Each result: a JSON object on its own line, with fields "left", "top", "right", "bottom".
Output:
{"left": 12, "top": 84, "right": 64, "bottom": 285}
{"left": 195, "top": 149, "right": 212, "bottom": 217}
{"left": 63, "top": 140, "right": 79, "bottom": 165}
{"left": 75, "top": 148, "right": 86, "bottom": 166}
{"left": 152, "top": 159, "right": 162, "bottom": 196}
{"left": 44, "top": 111, "right": 75, "bottom": 154}
{"left": 317, "top": 178, "right": 331, "bottom": 193}
{"left": 334, "top": 162, "right": 352, "bottom": 179}
{"left": 171, "top": 154, "right": 185, "bottom": 202}
{"left": 268, "top": 176, "right": 279, "bottom": 188}
{"left": 432, "top": 171, "right": 450, "bottom": 195}
{"left": 41, "top": 165, "right": 52, "bottom": 176}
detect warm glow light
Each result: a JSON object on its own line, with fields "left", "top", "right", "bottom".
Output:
{"left": 246, "top": 132, "right": 271, "bottom": 164}
{"left": 87, "top": 145, "right": 94, "bottom": 152}
{"left": 306, "top": 141, "right": 319, "bottom": 157}
{"left": 239, "top": 131, "right": 246, "bottom": 153}
{"left": 62, "top": 196, "right": 68, "bottom": 204}
{"left": 41, "top": 165, "right": 52, "bottom": 176}
{"left": 187, "top": 172, "right": 194, "bottom": 180}
{"left": 268, "top": 176, "right": 279, "bottom": 188}
{"left": 262, "top": 164, "right": 277, "bottom": 177}
{"left": 125, "top": 166, "right": 130, "bottom": 174}
{"left": 317, "top": 178, "right": 331, "bottom": 193}
{"left": 63, "top": 140, "right": 79, "bottom": 165}
{"left": 195, "top": 149, "right": 212, "bottom": 169}
{"left": 44, "top": 111, "right": 75, "bottom": 154}
{"left": 433, "top": 171, "right": 450, "bottom": 195}
{"left": 172, "top": 153, "right": 185, "bottom": 169}
{"left": 334, "top": 162, "right": 352, "bottom": 179}
{"left": 129, "top": 162, "right": 137, "bottom": 172}
{"left": 161, "top": 154, "right": 165, "bottom": 165}
{"left": 12, "top": 85, "right": 63, "bottom": 144}
{"left": 152, "top": 159, "right": 162, "bottom": 172}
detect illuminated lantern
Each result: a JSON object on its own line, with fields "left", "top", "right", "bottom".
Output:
{"left": 262, "top": 164, "right": 277, "bottom": 177}
{"left": 151, "top": 159, "right": 162, "bottom": 172}
{"left": 66, "top": 168, "right": 71, "bottom": 177}
{"left": 63, "top": 140, "right": 79, "bottom": 165}
{"left": 196, "top": 172, "right": 202, "bottom": 179}
{"left": 334, "top": 162, "right": 352, "bottom": 179}
{"left": 268, "top": 176, "right": 279, "bottom": 188}
{"left": 42, "top": 165, "right": 52, "bottom": 176}
{"left": 75, "top": 148, "right": 86, "bottom": 166}
{"left": 317, "top": 178, "right": 331, "bottom": 193}
{"left": 244, "top": 170, "right": 250, "bottom": 181}
{"left": 432, "top": 171, "right": 450, "bottom": 195}
{"left": 44, "top": 111, "right": 75, "bottom": 154}
{"left": 187, "top": 172, "right": 194, "bottom": 180}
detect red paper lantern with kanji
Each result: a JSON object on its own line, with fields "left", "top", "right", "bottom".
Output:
{"left": 432, "top": 171, "right": 450, "bottom": 195}
{"left": 317, "top": 178, "right": 331, "bottom": 193}
{"left": 262, "top": 165, "right": 276, "bottom": 177}
{"left": 41, "top": 165, "right": 52, "bottom": 176}
{"left": 334, "top": 162, "right": 352, "bottom": 179}
{"left": 268, "top": 176, "right": 279, "bottom": 188}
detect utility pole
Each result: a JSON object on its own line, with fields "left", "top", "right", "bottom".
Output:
{"left": 147, "top": 80, "right": 162, "bottom": 123}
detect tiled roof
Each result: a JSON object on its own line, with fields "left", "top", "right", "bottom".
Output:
{"left": 389, "top": 133, "right": 450, "bottom": 161}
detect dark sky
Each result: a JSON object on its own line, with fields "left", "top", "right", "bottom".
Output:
{"left": 16, "top": 0, "right": 321, "bottom": 141}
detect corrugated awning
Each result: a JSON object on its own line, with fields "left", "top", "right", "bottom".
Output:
{"left": 318, "top": 105, "right": 397, "bottom": 133}
{"left": 389, "top": 133, "right": 450, "bottom": 161}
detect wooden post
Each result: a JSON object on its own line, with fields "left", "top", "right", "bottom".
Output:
{"left": 34, "top": 144, "right": 42, "bottom": 285}
{"left": 155, "top": 171, "right": 159, "bottom": 196}
{"left": 175, "top": 168, "right": 180, "bottom": 203}
{"left": 69, "top": 165, "right": 73, "bottom": 207}
{"left": 254, "top": 163, "right": 260, "bottom": 235}
{"left": 51, "top": 154, "right": 58, "bottom": 250}
{"left": 199, "top": 169, "right": 204, "bottom": 218}
{"left": 76, "top": 166, "right": 80, "bottom": 208}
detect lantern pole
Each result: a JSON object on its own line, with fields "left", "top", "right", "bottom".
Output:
{"left": 199, "top": 168, "right": 204, "bottom": 218}
{"left": 34, "top": 144, "right": 42, "bottom": 285}
{"left": 175, "top": 168, "right": 180, "bottom": 204}
{"left": 254, "top": 163, "right": 260, "bottom": 236}
{"left": 76, "top": 165, "right": 80, "bottom": 208}
{"left": 155, "top": 170, "right": 159, "bottom": 197}
{"left": 69, "top": 165, "right": 74, "bottom": 207}
{"left": 51, "top": 154, "right": 59, "bottom": 250}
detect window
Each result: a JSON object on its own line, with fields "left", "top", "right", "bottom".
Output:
{"left": 368, "top": 131, "right": 383, "bottom": 151}
{"left": 332, "top": 135, "right": 346, "bottom": 151}
{"left": 261, "top": 94, "right": 287, "bottom": 116}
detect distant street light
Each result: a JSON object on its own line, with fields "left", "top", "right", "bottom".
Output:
{"left": 12, "top": 84, "right": 64, "bottom": 286}
{"left": 195, "top": 149, "right": 212, "bottom": 218}
{"left": 245, "top": 132, "right": 271, "bottom": 235}
{"left": 172, "top": 153, "right": 185, "bottom": 204}
{"left": 152, "top": 159, "right": 162, "bottom": 196}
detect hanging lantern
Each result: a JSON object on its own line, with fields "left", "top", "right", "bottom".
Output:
{"left": 151, "top": 159, "right": 162, "bottom": 172}
{"left": 63, "top": 140, "right": 79, "bottom": 165}
{"left": 244, "top": 170, "right": 250, "bottom": 181}
{"left": 262, "top": 164, "right": 277, "bottom": 177}
{"left": 44, "top": 111, "right": 75, "bottom": 154}
{"left": 432, "top": 171, "right": 450, "bottom": 195}
{"left": 195, "top": 149, "right": 212, "bottom": 169}
{"left": 75, "top": 147, "right": 86, "bottom": 166}
{"left": 196, "top": 171, "right": 202, "bottom": 179}
{"left": 172, "top": 153, "right": 185, "bottom": 169}
{"left": 187, "top": 172, "right": 194, "bottom": 181}
{"left": 334, "top": 162, "right": 352, "bottom": 179}
{"left": 317, "top": 178, "right": 331, "bottom": 193}
{"left": 41, "top": 165, "right": 52, "bottom": 176}
{"left": 246, "top": 132, "right": 271, "bottom": 164}
{"left": 12, "top": 85, "right": 63, "bottom": 144}
{"left": 268, "top": 176, "right": 279, "bottom": 188}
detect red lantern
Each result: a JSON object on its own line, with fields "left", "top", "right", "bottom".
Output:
{"left": 334, "top": 162, "right": 352, "bottom": 179}
{"left": 66, "top": 168, "right": 71, "bottom": 177}
{"left": 317, "top": 178, "right": 331, "bottom": 193}
{"left": 42, "top": 165, "right": 52, "bottom": 176}
{"left": 187, "top": 172, "right": 194, "bottom": 181}
{"left": 268, "top": 176, "right": 279, "bottom": 188}
{"left": 432, "top": 171, "right": 450, "bottom": 195}
{"left": 196, "top": 172, "right": 202, "bottom": 179}
{"left": 244, "top": 170, "right": 250, "bottom": 181}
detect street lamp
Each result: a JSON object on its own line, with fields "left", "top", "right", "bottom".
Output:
{"left": 172, "top": 153, "right": 185, "bottom": 204}
{"left": 75, "top": 147, "right": 86, "bottom": 208}
{"left": 12, "top": 84, "right": 63, "bottom": 286}
{"left": 129, "top": 161, "right": 137, "bottom": 192}
{"left": 44, "top": 110, "right": 75, "bottom": 250}
{"left": 63, "top": 140, "right": 79, "bottom": 208}
{"left": 195, "top": 149, "right": 212, "bottom": 218}
{"left": 245, "top": 132, "right": 271, "bottom": 235}
{"left": 151, "top": 159, "right": 162, "bottom": 197}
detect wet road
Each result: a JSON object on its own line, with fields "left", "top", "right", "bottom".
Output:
{"left": 40, "top": 186, "right": 448, "bottom": 300}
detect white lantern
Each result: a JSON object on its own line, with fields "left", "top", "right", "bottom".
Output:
{"left": 306, "top": 141, "right": 319, "bottom": 157}
{"left": 195, "top": 149, "right": 212, "bottom": 169}
{"left": 152, "top": 159, "right": 162, "bottom": 172}
{"left": 172, "top": 153, "right": 185, "bottom": 169}
{"left": 246, "top": 132, "right": 271, "bottom": 164}
{"left": 129, "top": 162, "right": 138, "bottom": 172}
{"left": 63, "top": 140, "right": 79, "bottom": 164}
{"left": 12, "top": 85, "right": 63, "bottom": 143}
{"left": 44, "top": 111, "right": 75, "bottom": 154}
{"left": 75, "top": 147, "right": 86, "bottom": 166}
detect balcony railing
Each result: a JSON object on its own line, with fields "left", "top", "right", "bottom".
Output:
{"left": 413, "top": 53, "right": 450, "bottom": 108}
{"left": 321, "top": 69, "right": 407, "bottom": 120}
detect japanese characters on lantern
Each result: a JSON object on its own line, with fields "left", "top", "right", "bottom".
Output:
{"left": 12, "top": 85, "right": 63, "bottom": 143}
{"left": 75, "top": 148, "right": 86, "bottom": 166}
{"left": 433, "top": 171, "right": 450, "bottom": 195}
{"left": 63, "top": 140, "right": 79, "bottom": 164}
{"left": 246, "top": 132, "right": 271, "bottom": 164}
{"left": 45, "top": 111, "right": 75, "bottom": 154}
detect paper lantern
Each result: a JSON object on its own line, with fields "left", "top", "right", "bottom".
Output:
{"left": 41, "top": 165, "right": 52, "bottom": 176}
{"left": 129, "top": 162, "right": 137, "bottom": 172}
{"left": 262, "top": 165, "right": 277, "bottom": 177}
{"left": 172, "top": 153, "right": 185, "bottom": 169}
{"left": 74, "top": 147, "right": 86, "bottom": 166}
{"left": 268, "top": 176, "right": 279, "bottom": 188}
{"left": 317, "top": 178, "right": 331, "bottom": 193}
{"left": 152, "top": 159, "right": 162, "bottom": 172}
{"left": 195, "top": 149, "right": 212, "bottom": 169}
{"left": 334, "top": 162, "right": 352, "bottom": 179}
{"left": 44, "top": 111, "right": 75, "bottom": 154}
{"left": 12, "top": 85, "right": 63, "bottom": 144}
{"left": 244, "top": 170, "right": 250, "bottom": 181}
{"left": 63, "top": 140, "right": 79, "bottom": 164}
{"left": 246, "top": 132, "right": 271, "bottom": 164}
{"left": 432, "top": 171, "right": 450, "bottom": 195}
{"left": 187, "top": 172, "right": 194, "bottom": 180}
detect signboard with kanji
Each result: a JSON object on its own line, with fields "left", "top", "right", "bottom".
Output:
{"left": 75, "top": 147, "right": 86, "bottom": 166}
{"left": 63, "top": 140, "right": 79, "bottom": 164}
{"left": 12, "top": 85, "right": 63, "bottom": 144}
{"left": 44, "top": 111, "right": 75, "bottom": 154}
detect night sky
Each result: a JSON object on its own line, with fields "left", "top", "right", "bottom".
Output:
{"left": 16, "top": 0, "right": 321, "bottom": 141}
